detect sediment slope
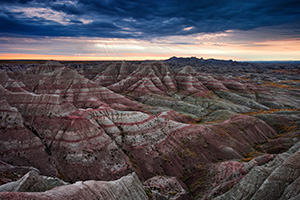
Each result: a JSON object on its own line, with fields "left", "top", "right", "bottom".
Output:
{"left": 0, "top": 60, "right": 299, "bottom": 199}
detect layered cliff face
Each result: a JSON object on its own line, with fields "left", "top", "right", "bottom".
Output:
{"left": 211, "top": 141, "right": 300, "bottom": 200}
{"left": 0, "top": 172, "right": 148, "bottom": 200}
{"left": 0, "top": 60, "right": 299, "bottom": 199}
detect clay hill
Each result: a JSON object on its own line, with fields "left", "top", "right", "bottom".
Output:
{"left": 0, "top": 58, "right": 299, "bottom": 199}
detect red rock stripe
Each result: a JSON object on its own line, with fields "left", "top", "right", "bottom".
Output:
{"left": 7, "top": 101, "right": 63, "bottom": 105}
{"left": 44, "top": 132, "right": 105, "bottom": 143}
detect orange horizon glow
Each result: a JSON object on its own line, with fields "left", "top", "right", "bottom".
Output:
{"left": 1, "top": 51, "right": 299, "bottom": 62}
{"left": 0, "top": 53, "right": 241, "bottom": 61}
{"left": 1, "top": 30, "right": 300, "bottom": 62}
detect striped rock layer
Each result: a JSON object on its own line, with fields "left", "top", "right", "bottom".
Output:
{"left": 213, "top": 141, "right": 300, "bottom": 200}
{"left": 0, "top": 172, "right": 148, "bottom": 200}
{"left": 0, "top": 61, "right": 299, "bottom": 199}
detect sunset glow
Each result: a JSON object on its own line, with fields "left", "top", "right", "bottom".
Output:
{"left": 0, "top": 0, "right": 299, "bottom": 61}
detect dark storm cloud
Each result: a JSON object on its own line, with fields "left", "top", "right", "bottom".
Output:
{"left": 0, "top": 0, "right": 299, "bottom": 38}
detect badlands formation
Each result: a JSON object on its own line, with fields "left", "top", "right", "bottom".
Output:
{"left": 0, "top": 58, "right": 299, "bottom": 199}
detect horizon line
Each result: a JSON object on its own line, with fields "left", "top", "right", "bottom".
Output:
{"left": 1, "top": 58, "right": 300, "bottom": 62}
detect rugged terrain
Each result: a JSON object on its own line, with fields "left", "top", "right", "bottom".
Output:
{"left": 0, "top": 58, "right": 299, "bottom": 199}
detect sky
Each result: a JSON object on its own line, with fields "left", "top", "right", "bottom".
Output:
{"left": 0, "top": 0, "right": 300, "bottom": 61}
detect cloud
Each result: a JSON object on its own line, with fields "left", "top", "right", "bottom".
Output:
{"left": 0, "top": 0, "right": 299, "bottom": 40}
{"left": 0, "top": 0, "right": 299, "bottom": 61}
{"left": 12, "top": 7, "right": 73, "bottom": 25}
{"left": 1, "top": 25, "right": 300, "bottom": 61}
{"left": 183, "top": 27, "right": 194, "bottom": 31}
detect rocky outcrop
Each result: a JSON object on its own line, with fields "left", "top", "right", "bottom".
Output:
{"left": 0, "top": 60, "right": 299, "bottom": 199}
{"left": 0, "top": 72, "right": 28, "bottom": 92}
{"left": 213, "top": 141, "right": 300, "bottom": 200}
{"left": 0, "top": 85, "right": 76, "bottom": 117}
{"left": 0, "top": 160, "right": 40, "bottom": 185}
{"left": 185, "top": 154, "right": 276, "bottom": 199}
{"left": 90, "top": 62, "right": 300, "bottom": 115}
{"left": 0, "top": 62, "right": 278, "bottom": 183}
{"left": 0, "top": 100, "right": 23, "bottom": 128}
{"left": 0, "top": 100, "right": 57, "bottom": 177}
{"left": 80, "top": 106, "right": 276, "bottom": 180}
{"left": 0, "top": 172, "right": 147, "bottom": 200}
{"left": 144, "top": 176, "right": 192, "bottom": 200}
{"left": 0, "top": 170, "right": 67, "bottom": 192}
